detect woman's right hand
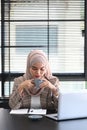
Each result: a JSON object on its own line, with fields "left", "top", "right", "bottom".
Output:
{"left": 18, "top": 79, "right": 34, "bottom": 94}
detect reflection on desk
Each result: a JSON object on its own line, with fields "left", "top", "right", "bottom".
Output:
{"left": 0, "top": 108, "right": 87, "bottom": 130}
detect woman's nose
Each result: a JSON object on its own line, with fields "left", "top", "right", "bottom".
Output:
{"left": 36, "top": 69, "right": 40, "bottom": 74}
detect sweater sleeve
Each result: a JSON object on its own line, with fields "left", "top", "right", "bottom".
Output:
{"left": 45, "top": 76, "right": 60, "bottom": 112}
{"left": 9, "top": 77, "right": 24, "bottom": 109}
{"left": 51, "top": 77, "right": 60, "bottom": 112}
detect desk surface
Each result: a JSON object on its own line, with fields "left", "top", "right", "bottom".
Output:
{"left": 0, "top": 108, "right": 87, "bottom": 130}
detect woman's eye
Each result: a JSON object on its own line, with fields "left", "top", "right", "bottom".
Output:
{"left": 32, "top": 67, "right": 37, "bottom": 70}
{"left": 31, "top": 66, "right": 45, "bottom": 71}
{"left": 41, "top": 68, "right": 45, "bottom": 71}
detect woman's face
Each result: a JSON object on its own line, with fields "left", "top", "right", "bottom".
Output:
{"left": 29, "top": 62, "right": 46, "bottom": 78}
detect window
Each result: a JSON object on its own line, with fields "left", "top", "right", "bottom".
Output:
{"left": 0, "top": 0, "right": 86, "bottom": 97}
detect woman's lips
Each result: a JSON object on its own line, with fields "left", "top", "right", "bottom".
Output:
{"left": 35, "top": 76, "right": 40, "bottom": 78}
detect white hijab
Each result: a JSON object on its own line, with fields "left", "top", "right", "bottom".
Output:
{"left": 24, "top": 49, "right": 52, "bottom": 80}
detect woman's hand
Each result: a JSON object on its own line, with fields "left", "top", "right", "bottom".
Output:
{"left": 40, "top": 78, "right": 55, "bottom": 90}
{"left": 40, "top": 78, "right": 58, "bottom": 97}
{"left": 18, "top": 79, "right": 34, "bottom": 94}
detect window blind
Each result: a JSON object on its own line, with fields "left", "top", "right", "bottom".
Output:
{"left": 0, "top": 0, "right": 85, "bottom": 97}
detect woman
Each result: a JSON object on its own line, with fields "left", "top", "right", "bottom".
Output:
{"left": 9, "top": 50, "right": 60, "bottom": 112}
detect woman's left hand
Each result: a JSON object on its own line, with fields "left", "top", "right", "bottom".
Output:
{"left": 40, "top": 78, "right": 58, "bottom": 97}
{"left": 40, "top": 78, "right": 55, "bottom": 90}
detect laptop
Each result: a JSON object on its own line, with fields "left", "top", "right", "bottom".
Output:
{"left": 46, "top": 89, "right": 87, "bottom": 121}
